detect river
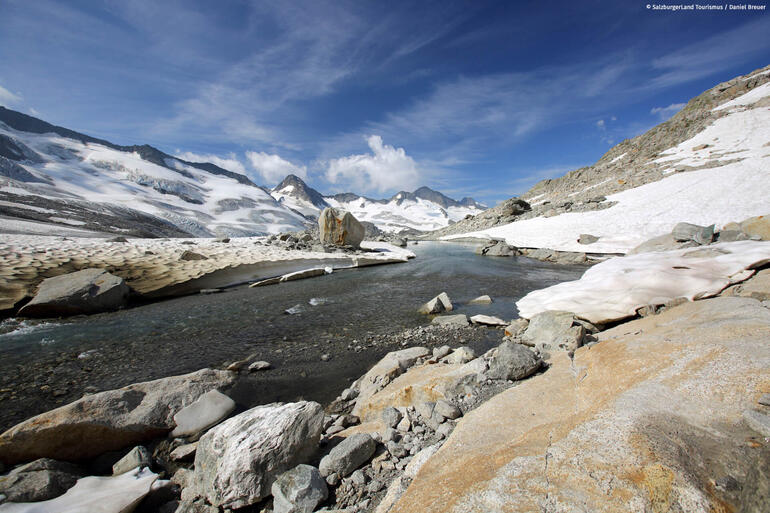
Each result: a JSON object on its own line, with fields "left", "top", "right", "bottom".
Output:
{"left": 0, "top": 241, "right": 586, "bottom": 431}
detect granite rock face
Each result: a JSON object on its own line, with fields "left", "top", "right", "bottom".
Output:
{"left": 18, "top": 268, "right": 130, "bottom": 318}
{"left": 388, "top": 297, "right": 770, "bottom": 512}
{"left": 0, "top": 369, "right": 235, "bottom": 464}
{"left": 190, "top": 401, "right": 323, "bottom": 509}
{"left": 319, "top": 208, "right": 365, "bottom": 249}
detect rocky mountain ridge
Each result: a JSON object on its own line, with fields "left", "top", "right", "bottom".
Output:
{"left": 271, "top": 175, "right": 485, "bottom": 233}
{"left": 422, "top": 64, "right": 770, "bottom": 243}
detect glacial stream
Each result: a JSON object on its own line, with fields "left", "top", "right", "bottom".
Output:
{"left": 0, "top": 241, "right": 587, "bottom": 431}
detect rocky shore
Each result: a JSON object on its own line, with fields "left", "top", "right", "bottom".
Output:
{"left": 1, "top": 219, "right": 768, "bottom": 511}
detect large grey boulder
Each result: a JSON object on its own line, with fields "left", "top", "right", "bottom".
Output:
{"left": 18, "top": 268, "right": 130, "bottom": 318}
{"left": 169, "top": 390, "right": 235, "bottom": 438}
{"left": 191, "top": 401, "right": 323, "bottom": 509}
{"left": 271, "top": 464, "right": 328, "bottom": 513}
{"left": 0, "top": 369, "right": 235, "bottom": 464}
{"left": 318, "top": 208, "right": 365, "bottom": 249}
{"left": 487, "top": 341, "right": 542, "bottom": 381}
{"left": 318, "top": 434, "right": 376, "bottom": 478}
{"left": 520, "top": 310, "right": 585, "bottom": 353}
{"left": 0, "top": 458, "right": 82, "bottom": 502}
{"left": 672, "top": 222, "right": 715, "bottom": 245}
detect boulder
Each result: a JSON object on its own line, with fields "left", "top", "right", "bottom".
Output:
{"left": 382, "top": 407, "right": 403, "bottom": 429}
{"left": 351, "top": 347, "right": 430, "bottom": 418}
{"left": 351, "top": 358, "right": 486, "bottom": 426}
{"left": 169, "top": 390, "right": 236, "bottom": 438}
{"left": 318, "top": 434, "right": 376, "bottom": 478}
{"left": 519, "top": 311, "right": 585, "bottom": 352}
{"left": 18, "top": 268, "right": 130, "bottom": 318}
{"left": 672, "top": 222, "right": 715, "bottom": 244}
{"left": 0, "top": 458, "right": 82, "bottom": 502}
{"left": 0, "top": 369, "right": 235, "bottom": 464}
{"left": 318, "top": 208, "right": 365, "bottom": 249}
{"left": 271, "top": 464, "right": 328, "bottom": 513}
{"left": 112, "top": 446, "right": 152, "bottom": 476}
{"left": 486, "top": 341, "right": 541, "bottom": 381}
{"left": 386, "top": 297, "right": 770, "bottom": 513}
{"left": 443, "top": 347, "right": 476, "bottom": 365}
{"left": 475, "top": 241, "right": 517, "bottom": 257}
{"left": 740, "top": 214, "right": 770, "bottom": 240}
{"left": 627, "top": 233, "right": 697, "bottom": 254}
{"left": 191, "top": 401, "right": 323, "bottom": 509}
{"left": 469, "top": 315, "right": 506, "bottom": 326}
{"left": 468, "top": 295, "right": 492, "bottom": 304}
{"left": 430, "top": 314, "right": 468, "bottom": 327}
{"left": 504, "top": 318, "right": 529, "bottom": 338}
{"left": 0, "top": 467, "right": 157, "bottom": 513}
{"left": 418, "top": 293, "right": 453, "bottom": 314}
{"left": 716, "top": 230, "right": 750, "bottom": 243}
{"left": 169, "top": 443, "right": 198, "bottom": 462}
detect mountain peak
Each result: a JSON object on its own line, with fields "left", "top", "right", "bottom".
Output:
{"left": 271, "top": 174, "right": 329, "bottom": 213}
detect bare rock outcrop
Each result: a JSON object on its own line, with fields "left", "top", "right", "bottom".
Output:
{"left": 387, "top": 297, "right": 770, "bottom": 512}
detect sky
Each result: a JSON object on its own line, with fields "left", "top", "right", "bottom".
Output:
{"left": 0, "top": 0, "right": 768, "bottom": 206}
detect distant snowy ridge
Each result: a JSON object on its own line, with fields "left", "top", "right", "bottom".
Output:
{"left": 271, "top": 175, "right": 485, "bottom": 233}
{"left": 0, "top": 107, "right": 308, "bottom": 237}
{"left": 442, "top": 64, "right": 770, "bottom": 253}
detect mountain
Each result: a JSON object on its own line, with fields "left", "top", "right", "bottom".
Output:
{"left": 0, "top": 107, "right": 308, "bottom": 237}
{"left": 270, "top": 175, "right": 486, "bottom": 233}
{"left": 270, "top": 174, "right": 330, "bottom": 218}
{"left": 431, "top": 64, "right": 770, "bottom": 253}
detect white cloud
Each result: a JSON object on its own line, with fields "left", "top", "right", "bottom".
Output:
{"left": 596, "top": 119, "right": 606, "bottom": 129}
{"left": 246, "top": 151, "right": 307, "bottom": 184}
{"left": 175, "top": 151, "right": 248, "bottom": 175}
{"left": 650, "top": 103, "right": 686, "bottom": 120}
{"left": 326, "top": 135, "right": 419, "bottom": 194}
{"left": 0, "top": 84, "right": 22, "bottom": 108}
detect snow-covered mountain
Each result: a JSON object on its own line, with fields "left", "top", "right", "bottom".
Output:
{"left": 0, "top": 107, "right": 308, "bottom": 237}
{"left": 270, "top": 176, "right": 485, "bottom": 233}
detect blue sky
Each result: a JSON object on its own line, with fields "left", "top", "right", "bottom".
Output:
{"left": 0, "top": 0, "right": 768, "bottom": 205}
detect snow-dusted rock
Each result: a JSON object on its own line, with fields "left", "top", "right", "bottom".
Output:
{"left": 169, "top": 390, "right": 235, "bottom": 438}
{"left": 0, "top": 369, "right": 234, "bottom": 464}
{"left": 319, "top": 208, "right": 365, "bottom": 249}
{"left": 318, "top": 434, "right": 376, "bottom": 478}
{"left": 517, "top": 241, "right": 770, "bottom": 324}
{"left": 0, "top": 467, "right": 157, "bottom": 513}
{"left": 271, "top": 464, "right": 328, "bottom": 513}
{"left": 469, "top": 314, "right": 506, "bottom": 326}
{"left": 17, "top": 268, "right": 130, "bottom": 318}
{"left": 190, "top": 401, "right": 323, "bottom": 509}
